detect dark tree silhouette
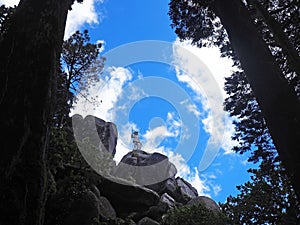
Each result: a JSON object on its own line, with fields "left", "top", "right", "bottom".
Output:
{"left": 0, "top": 1, "right": 81, "bottom": 224}
{"left": 169, "top": 0, "right": 300, "bottom": 201}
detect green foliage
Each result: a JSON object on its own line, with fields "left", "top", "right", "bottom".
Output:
{"left": 48, "top": 126, "right": 82, "bottom": 173}
{"left": 169, "top": 0, "right": 300, "bottom": 223}
{"left": 0, "top": 5, "right": 15, "bottom": 42}
{"left": 44, "top": 28, "right": 113, "bottom": 225}
{"left": 54, "top": 29, "right": 105, "bottom": 126}
{"left": 76, "top": 136, "right": 116, "bottom": 176}
{"left": 221, "top": 161, "right": 300, "bottom": 224}
{"left": 169, "top": 0, "right": 300, "bottom": 75}
{"left": 222, "top": 67, "right": 300, "bottom": 224}
{"left": 168, "top": 0, "right": 235, "bottom": 58}
{"left": 45, "top": 174, "right": 91, "bottom": 225}
{"left": 244, "top": 0, "right": 300, "bottom": 81}
{"left": 162, "top": 203, "right": 227, "bottom": 225}
{"left": 61, "top": 29, "right": 104, "bottom": 101}
{"left": 222, "top": 26, "right": 300, "bottom": 225}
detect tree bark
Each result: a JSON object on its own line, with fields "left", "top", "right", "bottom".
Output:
{"left": 0, "top": 0, "right": 73, "bottom": 224}
{"left": 211, "top": 0, "right": 300, "bottom": 200}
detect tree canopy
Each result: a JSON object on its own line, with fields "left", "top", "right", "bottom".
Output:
{"left": 169, "top": 0, "right": 300, "bottom": 202}
{"left": 169, "top": 0, "right": 300, "bottom": 223}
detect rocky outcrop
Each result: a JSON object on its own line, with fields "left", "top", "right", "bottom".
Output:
{"left": 108, "top": 148, "right": 205, "bottom": 223}
{"left": 176, "top": 177, "right": 198, "bottom": 202}
{"left": 114, "top": 150, "right": 177, "bottom": 187}
{"left": 62, "top": 116, "right": 223, "bottom": 224}
{"left": 137, "top": 217, "right": 160, "bottom": 225}
{"left": 72, "top": 114, "right": 118, "bottom": 156}
{"left": 113, "top": 149, "right": 199, "bottom": 201}
{"left": 98, "top": 175, "right": 160, "bottom": 216}
{"left": 98, "top": 196, "right": 117, "bottom": 220}
{"left": 187, "top": 196, "right": 221, "bottom": 213}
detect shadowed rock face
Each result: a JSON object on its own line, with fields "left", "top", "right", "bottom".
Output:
{"left": 72, "top": 114, "right": 118, "bottom": 156}
{"left": 97, "top": 176, "right": 160, "bottom": 216}
{"left": 112, "top": 149, "right": 200, "bottom": 205}
{"left": 176, "top": 177, "right": 198, "bottom": 200}
{"left": 113, "top": 150, "right": 177, "bottom": 187}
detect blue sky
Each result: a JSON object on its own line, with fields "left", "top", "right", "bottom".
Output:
{"left": 1, "top": 0, "right": 256, "bottom": 203}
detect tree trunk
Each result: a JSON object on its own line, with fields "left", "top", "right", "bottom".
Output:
{"left": 211, "top": 0, "right": 300, "bottom": 200}
{"left": 0, "top": 0, "right": 73, "bottom": 224}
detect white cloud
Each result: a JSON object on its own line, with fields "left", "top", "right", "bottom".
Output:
{"left": 212, "top": 184, "right": 222, "bottom": 196}
{"left": 0, "top": 0, "right": 19, "bottom": 6}
{"left": 186, "top": 168, "right": 211, "bottom": 196}
{"left": 180, "top": 100, "right": 201, "bottom": 118}
{"left": 71, "top": 66, "right": 133, "bottom": 120}
{"left": 114, "top": 141, "right": 131, "bottom": 163}
{"left": 143, "top": 126, "right": 174, "bottom": 151}
{"left": 172, "top": 39, "right": 237, "bottom": 161}
{"left": 164, "top": 148, "right": 191, "bottom": 177}
{"left": 166, "top": 112, "right": 181, "bottom": 138}
{"left": 65, "top": 0, "right": 104, "bottom": 38}
{"left": 96, "top": 39, "right": 106, "bottom": 53}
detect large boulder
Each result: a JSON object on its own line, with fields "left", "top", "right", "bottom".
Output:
{"left": 89, "top": 185, "right": 116, "bottom": 219}
{"left": 187, "top": 196, "right": 221, "bottom": 213}
{"left": 144, "top": 193, "right": 176, "bottom": 221}
{"left": 160, "top": 193, "right": 176, "bottom": 209}
{"left": 98, "top": 176, "right": 160, "bottom": 216}
{"left": 176, "top": 177, "right": 198, "bottom": 202}
{"left": 114, "top": 150, "right": 177, "bottom": 188}
{"left": 72, "top": 114, "right": 118, "bottom": 156}
{"left": 137, "top": 217, "right": 160, "bottom": 225}
{"left": 98, "top": 196, "right": 117, "bottom": 220}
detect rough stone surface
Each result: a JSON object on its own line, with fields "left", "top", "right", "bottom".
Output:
{"left": 156, "top": 177, "right": 183, "bottom": 203}
{"left": 72, "top": 114, "right": 118, "bottom": 156}
{"left": 98, "top": 176, "right": 160, "bottom": 216}
{"left": 187, "top": 196, "right": 221, "bottom": 213}
{"left": 137, "top": 217, "right": 160, "bottom": 225}
{"left": 94, "top": 116, "right": 118, "bottom": 156}
{"left": 162, "top": 177, "right": 178, "bottom": 195}
{"left": 176, "top": 177, "right": 198, "bottom": 202}
{"left": 98, "top": 196, "right": 117, "bottom": 219}
{"left": 160, "top": 193, "right": 176, "bottom": 209}
{"left": 91, "top": 184, "right": 101, "bottom": 199}
{"left": 114, "top": 150, "right": 177, "bottom": 188}
{"left": 145, "top": 193, "right": 176, "bottom": 221}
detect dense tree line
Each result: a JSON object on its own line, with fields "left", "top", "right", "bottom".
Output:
{"left": 221, "top": 71, "right": 300, "bottom": 224}
{"left": 169, "top": 0, "right": 300, "bottom": 223}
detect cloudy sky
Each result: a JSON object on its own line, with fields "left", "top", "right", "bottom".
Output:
{"left": 1, "top": 0, "right": 255, "bottom": 203}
